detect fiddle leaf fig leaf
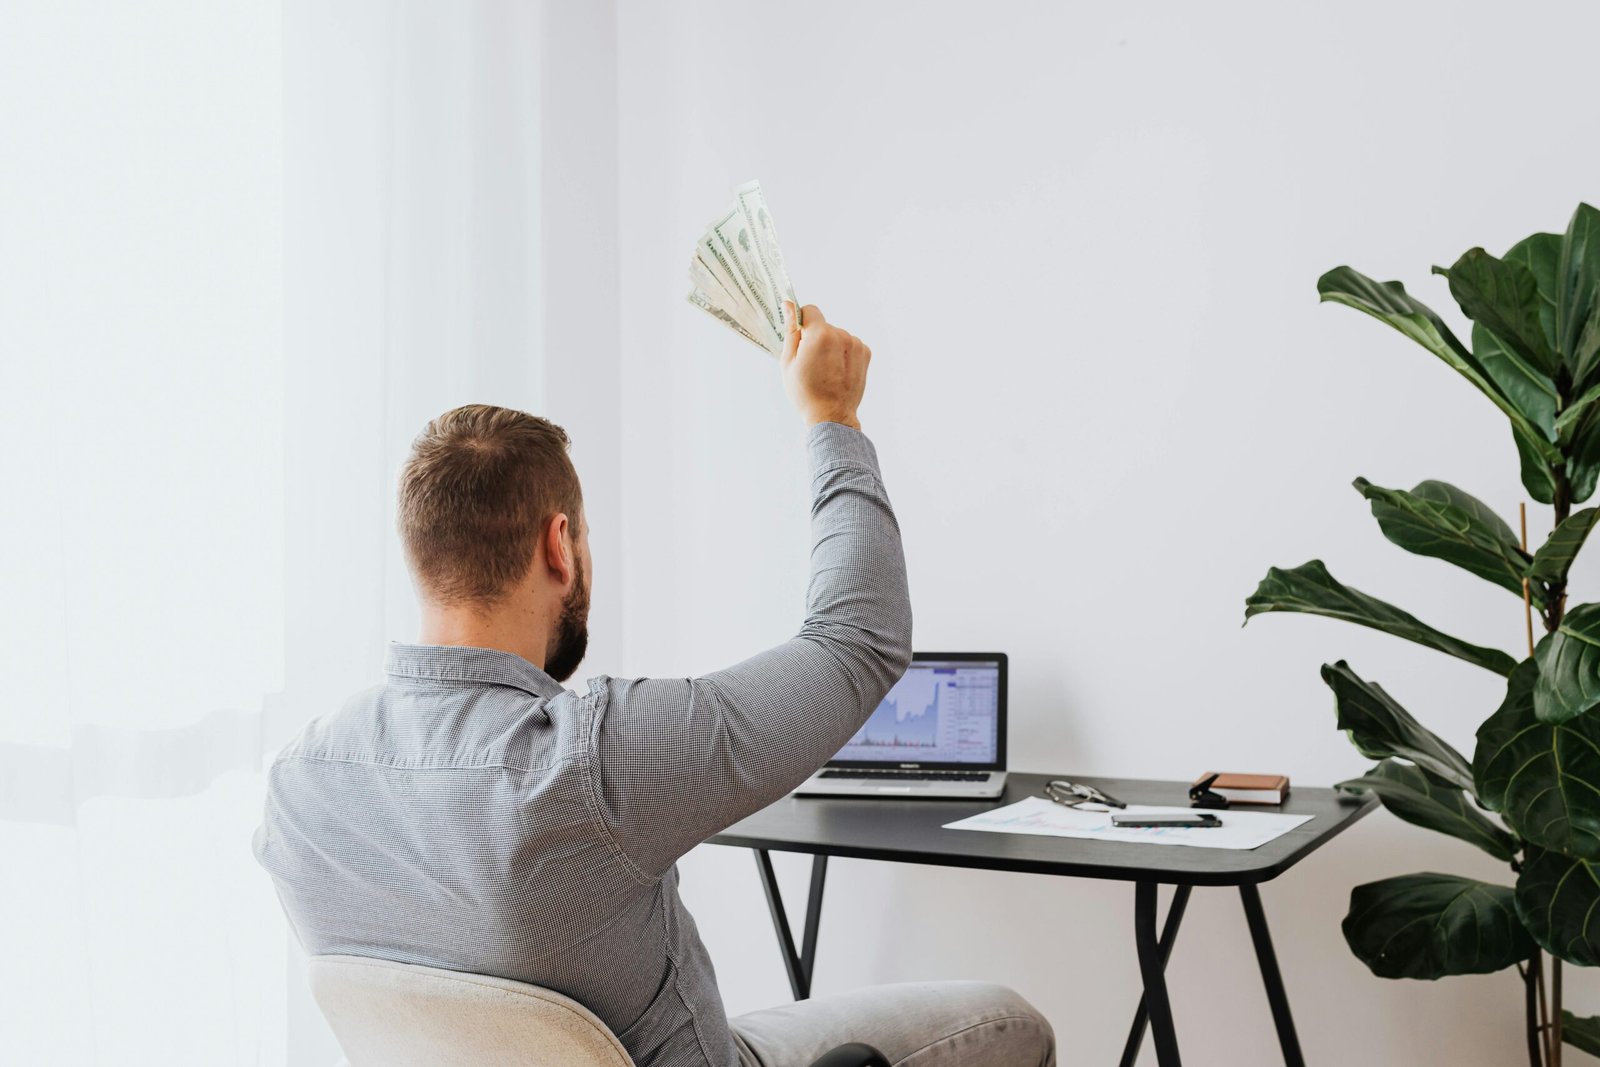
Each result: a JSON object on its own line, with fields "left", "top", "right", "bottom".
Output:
{"left": 1562, "top": 1012, "right": 1600, "bottom": 1057}
{"left": 1556, "top": 358, "right": 1600, "bottom": 496}
{"left": 1477, "top": 234, "right": 1563, "bottom": 502}
{"left": 1353, "top": 478, "right": 1537, "bottom": 602}
{"left": 1570, "top": 411, "right": 1600, "bottom": 506}
{"left": 1527, "top": 508, "right": 1600, "bottom": 584}
{"left": 1559, "top": 203, "right": 1600, "bottom": 388}
{"left": 1442, "top": 248, "right": 1560, "bottom": 378}
{"left": 1474, "top": 660, "right": 1600, "bottom": 859}
{"left": 1515, "top": 846, "right": 1600, "bottom": 966}
{"left": 1556, "top": 381, "right": 1600, "bottom": 442}
{"left": 1245, "top": 561, "right": 1518, "bottom": 677}
{"left": 1337, "top": 759, "right": 1514, "bottom": 861}
{"left": 1582, "top": 310, "right": 1600, "bottom": 391}
{"left": 1503, "top": 231, "right": 1563, "bottom": 349}
{"left": 1321, "top": 661, "right": 1474, "bottom": 790}
{"left": 1535, "top": 605, "right": 1600, "bottom": 722}
{"left": 1319, "top": 267, "right": 1561, "bottom": 464}
{"left": 1344, "top": 873, "right": 1533, "bottom": 979}
{"left": 1476, "top": 323, "right": 1558, "bottom": 440}
{"left": 1514, "top": 423, "right": 1560, "bottom": 505}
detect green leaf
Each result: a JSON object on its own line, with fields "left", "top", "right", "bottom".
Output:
{"left": 1245, "top": 561, "right": 1518, "bottom": 677}
{"left": 1560, "top": 204, "right": 1600, "bottom": 388}
{"left": 1319, "top": 266, "right": 1561, "bottom": 464}
{"left": 1322, "top": 661, "right": 1474, "bottom": 789}
{"left": 1515, "top": 846, "right": 1600, "bottom": 966}
{"left": 1489, "top": 234, "right": 1565, "bottom": 502}
{"left": 1557, "top": 383, "right": 1600, "bottom": 502}
{"left": 1514, "top": 423, "right": 1560, "bottom": 505}
{"left": 1535, "top": 605, "right": 1600, "bottom": 722}
{"left": 1338, "top": 759, "right": 1515, "bottom": 860}
{"left": 1353, "top": 477, "right": 1538, "bottom": 602}
{"left": 1476, "top": 323, "right": 1559, "bottom": 438}
{"left": 1528, "top": 508, "right": 1600, "bottom": 584}
{"left": 1442, "top": 248, "right": 1560, "bottom": 378}
{"left": 1474, "top": 659, "right": 1600, "bottom": 859}
{"left": 1572, "top": 415, "right": 1600, "bottom": 506}
{"left": 1582, "top": 310, "right": 1600, "bottom": 390}
{"left": 1557, "top": 381, "right": 1600, "bottom": 442}
{"left": 1344, "top": 873, "right": 1533, "bottom": 979}
{"left": 1562, "top": 1012, "right": 1600, "bottom": 1057}
{"left": 1504, "top": 232, "right": 1563, "bottom": 351}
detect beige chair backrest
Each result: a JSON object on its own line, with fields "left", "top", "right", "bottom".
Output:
{"left": 309, "top": 955, "right": 636, "bottom": 1067}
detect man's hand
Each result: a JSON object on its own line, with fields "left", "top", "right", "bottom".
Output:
{"left": 781, "top": 301, "right": 870, "bottom": 431}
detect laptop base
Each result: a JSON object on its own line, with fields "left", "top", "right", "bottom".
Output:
{"left": 794, "top": 770, "right": 1007, "bottom": 800}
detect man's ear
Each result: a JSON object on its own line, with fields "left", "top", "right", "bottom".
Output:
{"left": 543, "top": 513, "right": 575, "bottom": 587}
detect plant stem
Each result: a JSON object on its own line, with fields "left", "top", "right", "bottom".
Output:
{"left": 1538, "top": 953, "right": 1553, "bottom": 1065}
{"left": 1554, "top": 959, "right": 1563, "bottom": 1066}
{"left": 1519, "top": 508, "right": 1554, "bottom": 1064}
{"left": 1529, "top": 951, "right": 1547, "bottom": 1066}
{"left": 1538, "top": 459, "right": 1571, "bottom": 1067}
{"left": 1550, "top": 468, "right": 1572, "bottom": 633}
{"left": 1523, "top": 504, "right": 1537, "bottom": 656}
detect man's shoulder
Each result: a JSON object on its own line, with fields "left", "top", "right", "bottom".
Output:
{"left": 270, "top": 677, "right": 605, "bottom": 771}
{"left": 271, "top": 682, "right": 388, "bottom": 764}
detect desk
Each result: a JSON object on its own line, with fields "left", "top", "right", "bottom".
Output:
{"left": 709, "top": 772, "right": 1375, "bottom": 1067}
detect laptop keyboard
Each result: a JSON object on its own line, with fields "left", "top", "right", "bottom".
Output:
{"left": 817, "top": 769, "right": 992, "bottom": 782}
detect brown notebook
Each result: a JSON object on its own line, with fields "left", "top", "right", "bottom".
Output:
{"left": 1196, "top": 772, "right": 1290, "bottom": 805}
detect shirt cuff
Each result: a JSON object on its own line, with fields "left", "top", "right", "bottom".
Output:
{"left": 807, "top": 420, "right": 881, "bottom": 477}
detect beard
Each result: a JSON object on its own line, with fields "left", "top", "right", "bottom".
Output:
{"left": 544, "top": 554, "right": 590, "bottom": 684}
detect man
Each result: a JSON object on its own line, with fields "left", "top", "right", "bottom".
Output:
{"left": 256, "top": 303, "right": 1055, "bottom": 1067}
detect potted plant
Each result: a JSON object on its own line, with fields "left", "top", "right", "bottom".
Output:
{"left": 1246, "top": 203, "right": 1600, "bottom": 1065}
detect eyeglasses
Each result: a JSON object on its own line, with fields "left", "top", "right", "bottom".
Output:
{"left": 1042, "top": 779, "right": 1126, "bottom": 810}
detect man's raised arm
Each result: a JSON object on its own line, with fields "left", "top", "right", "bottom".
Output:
{"left": 592, "top": 303, "right": 912, "bottom": 878}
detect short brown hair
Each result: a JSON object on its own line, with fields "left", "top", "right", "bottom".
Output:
{"left": 398, "top": 404, "right": 583, "bottom": 604}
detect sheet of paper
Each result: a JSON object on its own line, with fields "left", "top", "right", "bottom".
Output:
{"left": 943, "top": 797, "right": 1314, "bottom": 851}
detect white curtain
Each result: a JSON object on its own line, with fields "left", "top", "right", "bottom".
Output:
{"left": 0, "top": 1, "right": 550, "bottom": 1061}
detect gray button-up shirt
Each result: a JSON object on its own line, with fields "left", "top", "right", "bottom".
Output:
{"left": 255, "top": 422, "right": 911, "bottom": 1067}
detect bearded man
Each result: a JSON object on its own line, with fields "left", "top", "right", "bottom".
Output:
{"left": 256, "top": 303, "right": 1054, "bottom": 1067}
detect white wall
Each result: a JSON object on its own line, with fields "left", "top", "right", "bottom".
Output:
{"left": 613, "top": 1, "right": 1600, "bottom": 1062}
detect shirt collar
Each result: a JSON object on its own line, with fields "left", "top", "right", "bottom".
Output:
{"left": 384, "top": 642, "right": 567, "bottom": 700}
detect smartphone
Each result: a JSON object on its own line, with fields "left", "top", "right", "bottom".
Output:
{"left": 1111, "top": 813, "right": 1222, "bottom": 829}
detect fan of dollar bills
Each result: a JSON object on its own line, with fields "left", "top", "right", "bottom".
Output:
{"left": 686, "top": 180, "right": 798, "bottom": 355}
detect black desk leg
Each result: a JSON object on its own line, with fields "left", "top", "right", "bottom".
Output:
{"left": 1118, "top": 883, "right": 1191, "bottom": 1067}
{"left": 1240, "top": 883, "right": 1304, "bottom": 1067}
{"left": 753, "top": 850, "right": 829, "bottom": 1000}
{"left": 1132, "top": 881, "right": 1183, "bottom": 1066}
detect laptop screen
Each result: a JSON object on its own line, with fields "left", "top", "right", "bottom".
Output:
{"left": 830, "top": 655, "right": 1005, "bottom": 767}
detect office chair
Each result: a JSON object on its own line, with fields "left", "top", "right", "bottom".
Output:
{"left": 309, "top": 955, "right": 890, "bottom": 1067}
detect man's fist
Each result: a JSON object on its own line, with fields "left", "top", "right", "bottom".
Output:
{"left": 781, "top": 301, "right": 871, "bottom": 431}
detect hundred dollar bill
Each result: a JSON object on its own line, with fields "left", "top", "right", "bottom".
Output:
{"left": 685, "top": 179, "right": 798, "bottom": 355}
{"left": 735, "top": 180, "right": 797, "bottom": 333}
{"left": 695, "top": 227, "right": 781, "bottom": 349}
{"left": 687, "top": 288, "right": 774, "bottom": 352}
{"left": 709, "top": 206, "right": 784, "bottom": 340}
{"left": 690, "top": 256, "right": 769, "bottom": 345}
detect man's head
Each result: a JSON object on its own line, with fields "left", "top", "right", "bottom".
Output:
{"left": 399, "top": 404, "right": 590, "bottom": 681}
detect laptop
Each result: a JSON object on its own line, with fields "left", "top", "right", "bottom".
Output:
{"left": 794, "top": 652, "right": 1009, "bottom": 799}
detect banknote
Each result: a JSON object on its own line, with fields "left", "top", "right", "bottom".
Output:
{"left": 690, "top": 257, "right": 769, "bottom": 348}
{"left": 710, "top": 207, "right": 782, "bottom": 337}
{"left": 735, "top": 180, "right": 796, "bottom": 334}
{"left": 687, "top": 288, "right": 769, "bottom": 350}
{"left": 686, "top": 180, "right": 795, "bottom": 356}
{"left": 693, "top": 227, "right": 782, "bottom": 352}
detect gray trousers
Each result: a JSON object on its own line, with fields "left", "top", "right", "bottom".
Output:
{"left": 730, "top": 982, "right": 1055, "bottom": 1067}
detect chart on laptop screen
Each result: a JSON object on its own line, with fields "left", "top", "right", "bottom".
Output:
{"left": 836, "top": 660, "right": 1000, "bottom": 764}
